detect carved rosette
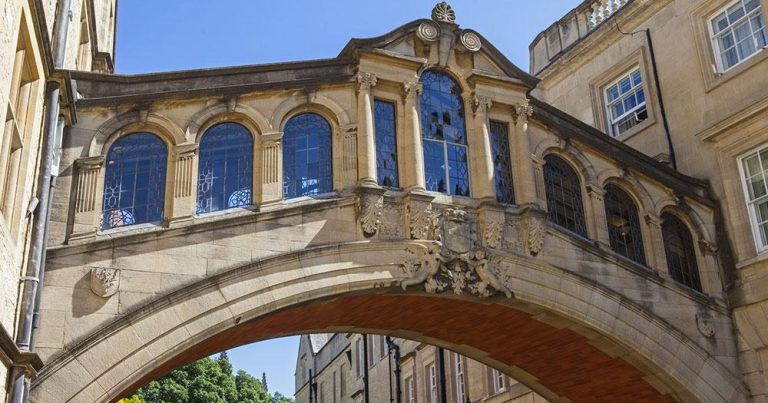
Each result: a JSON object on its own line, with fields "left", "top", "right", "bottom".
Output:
{"left": 525, "top": 214, "right": 546, "bottom": 256}
{"left": 90, "top": 267, "right": 120, "bottom": 298}
{"left": 417, "top": 21, "right": 440, "bottom": 43}
{"left": 356, "top": 192, "right": 384, "bottom": 237}
{"left": 460, "top": 31, "right": 482, "bottom": 52}
{"left": 696, "top": 312, "right": 716, "bottom": 338}
{"left": 401, "top": 244, "right": 513, "bottom": 299}
{"left": 431, "top": 2, "right": 456, "bottom": 23}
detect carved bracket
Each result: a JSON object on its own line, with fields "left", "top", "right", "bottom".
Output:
{"left": 356, "top": 187, "right": 385, "bottom": 237}
{"left": 524, "top": 211, "right": 547, "bottom": 256}
{"left": 695, "top": 312, "right": 716, "bottom": 338}
{"left": 90, "top": 267, "right": 120, "bottom": 298}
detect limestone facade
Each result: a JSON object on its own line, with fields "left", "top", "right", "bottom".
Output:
{"left": 529, "top": 0, "right": 768, "bottom": 400}
{"left": 295, "top": 334, "right": 545, "bottom": 403}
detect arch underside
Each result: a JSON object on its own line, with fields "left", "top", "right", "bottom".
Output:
{"left": 30, "top": 241, "right": 745, "bottom": 403}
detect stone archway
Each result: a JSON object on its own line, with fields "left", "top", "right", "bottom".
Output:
{"left": 30, "top": 241, "right": 745, "bottom": 403}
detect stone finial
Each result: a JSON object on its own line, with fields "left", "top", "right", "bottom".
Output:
{"left": 431, "top": 2, "right": 456, "bottom": 24}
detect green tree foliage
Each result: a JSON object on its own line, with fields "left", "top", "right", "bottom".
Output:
{"left": 121, "top": 352, "right": 287, "bottom": 403}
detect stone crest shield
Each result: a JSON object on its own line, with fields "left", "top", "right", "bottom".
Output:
{"left": 441, "top": 208, "right": 471, "bottom": 254}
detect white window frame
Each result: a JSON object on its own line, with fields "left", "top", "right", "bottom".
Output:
{"left": 428, "top": 363, "right": 438, "bottom": 403}
{"left": 356, "top": 339, "right": 364, "bottom": 378}
{"left": 738, "top": 145, "right": 768, "bottom": 252}
{"left": 491, "top": 368, "right": 506, "bottom": 394}
{"left": 709, "top": 0, "right": 767, "bottom": 73}
{"left": 406, "top": 376, "right": 416, "bottom": 403}
{"left": 454, "top": 353, "right": 465, "bottom": 403}
{"left": 603, "top": 67, "right": 647, "bottom": 138}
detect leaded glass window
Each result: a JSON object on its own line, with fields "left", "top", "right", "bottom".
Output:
{"left": 419, "top": 70, "right": 470, "bottom": 196}
{"left": 374, "top": 99, "right": 399, "bottom": 188}
{"left": 283, "top": 113, "right": 332, "bottom": 199}
{"left": 490, "top": 120, "right": 515, "bottom": 204}
{"left": 101, "top": 133, "right": 167, "bottom": 230}
{"left": 604, "top": 184, "right": 645, "bottom": 264}
{"left": 196, "top": 122, "right": 253, "bottom": 214}
{"left": 543, "top": 155, "right": 586, "bottom": 236}
{"left": 661, "top": 213, "right": 702, "bottom": 292}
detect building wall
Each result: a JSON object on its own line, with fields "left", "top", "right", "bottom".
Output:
{"left": 531, "top": 0, "right": 768, "bottom": 400}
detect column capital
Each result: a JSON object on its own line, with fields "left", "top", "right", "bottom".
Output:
{"left": 356, "top": 72, "right": 378, "bottom": 92}
{"left": 261, "top": 131, "right": 283, "bottom": 144}
{"left": 472, "top": 95, "right": 493, "bottom": 117}
{"left": 401, "top": 81, "right": 423, "bottom": 102}
{"left": 174, "top": 143, "right": 198, "bottom": 158}
{"left": 512, "top": 100, "right": 534, "bottom": 126}
{"left": 644, "top": 213, "right": 662, "bottom": 226}
{"left": 75, "top": 155, "right": 105, "bottom": 170}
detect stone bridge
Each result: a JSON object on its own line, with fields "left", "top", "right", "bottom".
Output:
{"left": 31, "top": 5, "right": 746, "bottom": 403}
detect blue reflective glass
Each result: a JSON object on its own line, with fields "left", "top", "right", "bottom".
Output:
{"left": 102, "top": 133, "right": 167, "bottom": 230}
{"left": 374, "top": 100, "right": 399, "bottom": 188}
{"left": 419, "top": 70, "right": 470, "bottom": 196}
{"left": 196, "top": 122, "right": 253, "bottom": 214}
{"left": 543, "top": 155, "right": 586, "bottom": 236}
{"left": 489, "top": 121, "right": 515, "bottom": 204}
{"left": 283, "top": 113, "right": 332, "bottom": 199}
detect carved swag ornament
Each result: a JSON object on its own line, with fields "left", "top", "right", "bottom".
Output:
{"left": 400, "top": 208, "right": 513, "bottom": 299}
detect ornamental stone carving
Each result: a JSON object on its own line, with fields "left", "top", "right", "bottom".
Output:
{"left": 356, "top": 191, "right": 384, "bottom": 237}
{"left": 483, "top": 220, "right": 503, "bottom": 250}
{"left": 460, "top": 30, "right": 482, "bottom": 52}
{"left": 89, "top": 267, "right": 120, "bottom": 298}
{"left": 400, "top": 243, "right": 512, "bottom": 298}
{"left": 525, "top": 214, "right": 546, "bottom": 256}
{"left": 513, "top": 100, "right": 534, "bottom": 125}
{"left": 407, "top": 199, "right": 440, "bottom": 240}
{"left": 696, "top": 312, "right": 716, "bottom": 338}
{"left": 431, "top": 2, "right": 456, "bottom": 23}
{"left": 356, "top": 72, "right": 377, "bottom": 92}
{"left": 417, "top": 21, "right": 440, "bottom": 43}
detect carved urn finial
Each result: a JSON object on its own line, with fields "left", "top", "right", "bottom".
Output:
{"left": 431, "top": 2, "right": 456, "bottom": 24}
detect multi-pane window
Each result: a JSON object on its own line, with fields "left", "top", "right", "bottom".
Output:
{"left": 406, "top": 376, "right": 416, "bottom": 403}
{"left": 740, "top": 146, "right": 768, "bottom": 250}
{"left": 427, "top": 364, "right": 438, "bottom": 403}
{"left": 196, "top": 123, "right": 253, "bottom": 214}
{"left": 283, "top": 113, "right": 332, "bottom": 199}
{"left": 101, "top": 133, "right": 167, "bottom": 230}
{"left": 711, "top": 0, "right": 767, "bottom": 71}
{"left": 491, "top": 369, "right": 506, "bottom": 394}
{"left": 661, "top": 213, "right": 703, "bottom": 292}
{"left": 489, "top": 120, "right": 515, "bottom": 204}
{"left": 604, "top": 184, "right": 646, "bottom": 264}
{"left": 604, "top": 68, "right": 647, "bottom": 137}
{"left": 454, "top": 353, "right": 465, "bottom": 403}
{"left": 543, "top": 155, "right": 587, "bottom": 236}
{"left": 420, "top": 70, "right": 470, "bottom": 196}
{"left": 374, "top": 100, "right": 399, "bottom": 188}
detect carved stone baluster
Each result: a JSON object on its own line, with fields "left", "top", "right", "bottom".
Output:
{"left": 472, "top": 95, "right": 496, "bottom": 200}
{"left": 170, "top": 143, "right": 198, "bottom": 222}
{"left": 72, "top": 156, "right": 105, "bottom": 238}
{"left": 592, "top": 1, "right": 603, "bottom": 26}
{"left": 401, "top": 82, "right": 426, "bottom": 191}
{"left": 601, "top": 0, "right": 611, "bottom": 21}
{"left": 356, "top": 72, "right": 378, "bottom": 186}
{"left": 260, "top": 132, "right": 283, "bottom": 204}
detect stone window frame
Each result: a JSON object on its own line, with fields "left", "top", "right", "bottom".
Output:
{"left": 490, "top": 367, "right": 506, "bottom": 394}
{"left": 373, "top": 97, "right": 401, "bottom": 189}
{"left": 691, "top": 0, "right": 768, "bottom": 92}
{"left": 738, "top": 143, "right": 768, "bottom": 253}
{"left": 452, "top": 352, "right": 465, "bottom": 403}
{"left": 603, "top": 183, "right": 648, "bottom": 265}
{"left": 542, "top": 153, "right": 589, "bottom": 239}
{"left": 589, "top": 48, "right": 657, "bottom": 142}
{"left": 660, "top": 210, "right": 704, "bottom": 293}
{"left": 426, "top": 361, "right": 438, "bottom": 403}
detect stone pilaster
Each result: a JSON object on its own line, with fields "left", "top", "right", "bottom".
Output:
{"left": 260, "top": 132, "right": 283, "bottom": 204}
{"left": 340, "top": 125, "right": 358, "bottom": 191}
{"left": 356, "top": 72, "right": 378, "bottom": 186}
{"left": 170, "top": 143, "right": 198, "bottom": 222}
{"left": 512, "top": 101, "right": 539, "bottom": 207}
{"left": 698, "top": 239, "right": 723, "bottom": 298}
{"left": 71, "top": 156, "right": 104, "bottom": 239}
{"left": 401, "top": 82, "right": 425, "bottom": 191}
{"left": 586, "top": 185, "right": 610, "bottom": 246}
{"left": 645, "top": 213, "right": 669, "bottom": 275}
{"left": 471, "top": 95, "right": 495, "bottom": 200}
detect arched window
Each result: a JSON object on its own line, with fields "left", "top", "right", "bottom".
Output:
{"left": 101, "top": 133, "right": 167, "bottom": 230}
{"left": 419, "top": 70, "right": 470, "bottom": 196}
{"left": 604, "top": 184, "right": 645, "bottom": 264}
{"left": 283, "top": 113, "right": 332, "bottom": 199}
{"left": 543, "top": 155, "right": 586, "bottom": 236}
{"left": 661, "top": 213, "right": 702, "bottom": 292}
{"left": 196, "top": 122, "right": 253, "bottom": 214}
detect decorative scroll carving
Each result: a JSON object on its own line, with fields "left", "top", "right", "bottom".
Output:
{"left": 356, "top": 192, "right": 384, "bottom": 237}
{"left": 483, "top": 220, "right": 503, "bottom": 249}
{"left": 408, "top": 201, "right": 439, "bottom": 240}
{"left": 417, "top": 21, "right": 440, "bottom": 43}
{"left": 696, "top": 312, "right": 716, "bottom": 338}
{"left": 431, "top": 1, "right": 456, "bottom": 23}
{"left": 90, "top": 267, "right": 120, "bottom": 298}
{"left": 356, "top": 72, "right": 378, "bottom": 92}
{"left": 512, "top": 100, "right": 534, "bottom": 126}
{"left": 460, "top": 31, "right": 482, "bottom": 52}
{"left": 525, "top": 214, "right": 546, "bottom": 256}
{"left": 401, "top": 243, "right": 512, "bottom": 298}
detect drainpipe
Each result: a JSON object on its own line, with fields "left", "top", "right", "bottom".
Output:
{"left": 309, "top": 369, "right": 315, "bottom": 403}
{"left": 10, "top": 0, "right": 72, "bottom": 401}
{"left": 437, "top": 347, "right": 447, "bottom": 403}
{"left": 385, "top": 337, "right": 402, "bottom": 403}
{"left": 363, "top": 335, "right": 370, "bottom": 403}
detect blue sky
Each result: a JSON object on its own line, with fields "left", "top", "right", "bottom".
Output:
{"left": 115, "top": 0, "right": 581, "bottom": 396}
